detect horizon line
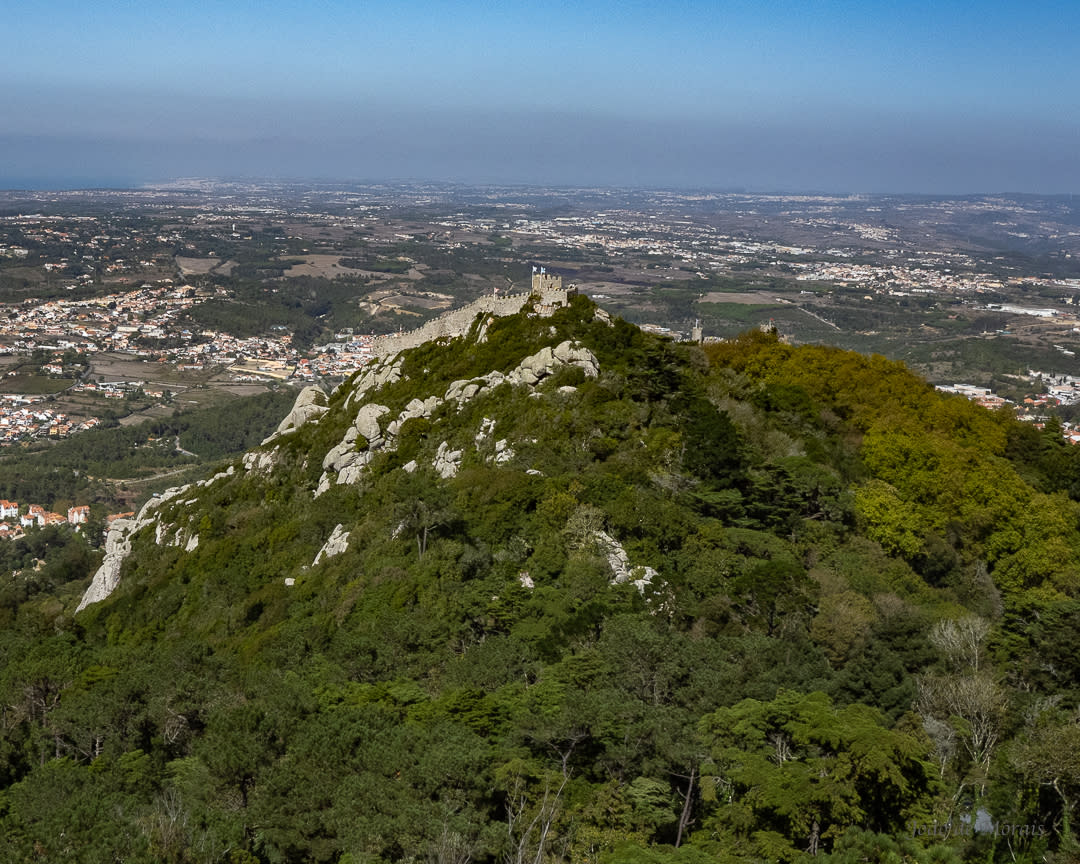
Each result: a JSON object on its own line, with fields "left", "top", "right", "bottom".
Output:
{"left": 1, "top": 177, "right": 1078, "bottom": 199}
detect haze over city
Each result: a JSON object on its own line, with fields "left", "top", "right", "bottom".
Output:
{"left": 3, "top": 0, "right": 1079, "bottom": 192}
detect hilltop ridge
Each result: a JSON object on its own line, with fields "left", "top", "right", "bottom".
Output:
{"left": 77, "top": 277, "right": 590, "bottom": 611}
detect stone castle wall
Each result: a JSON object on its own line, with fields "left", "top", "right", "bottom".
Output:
{"left": 371, "top": 275, "right": 574, "bottom": 358}
{"left": 371, "top": 293, "right": 532, "bottom": 358}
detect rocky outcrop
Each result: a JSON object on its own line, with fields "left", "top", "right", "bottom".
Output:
{"left": 319, "top": 340, "right": 596, "bottom": 491}
{"left": 344, "top": 357, "right": 403, "bottom": 410}
{"left": 199, "top": 466, "right": 236, "bottom": 486}
{"left": 354, "top": 403, "right": 390, "bottom": 444}
{"left": 552, "top": 341, "right": 600, "bottom": 376}
{"left": 433, "top": 441, "right": 463, "bottom": 479}
{"left": 77, "top": 486, "right": 181, "bottom": 611}
{"left": 385, "top": 396, "right": 439, "bottom": 437}
{"left": 442, "top": 340, "right": 598, "bottom": 407}
{"left": 315, "top": 402, "right": 392, "bottom": 496}
{"left": 313, "top": 523, "right": 350, "bottom": 565}
{"left": 475, "top": 417, "right": 496, "bottom": 446}
{"left": 77, "top": 518, "right": 137, "bottom": 611}
{"left": 77, "top": 465, "right": 239, "bottom": 611}
{"left": 322, "top": 427, "right": 360, "bottom": 473}
{"left": 593, "top": 530, "right": 658, "bottom": 593}
{"left": 263, "top": 386, "right": 327, "bottom": 444}
{"left": 243, "top": 448, "right": 279, "bottom": 475}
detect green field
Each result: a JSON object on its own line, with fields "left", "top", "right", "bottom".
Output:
{"left": 0, "top": 373, "right": 75, "bottom": 395}
{"left": 698, "top": 301, "right": 785, "bottom": 324}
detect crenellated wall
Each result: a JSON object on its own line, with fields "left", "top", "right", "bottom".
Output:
{"left": 371, "top": 284, "right": 573, "bottom": 358}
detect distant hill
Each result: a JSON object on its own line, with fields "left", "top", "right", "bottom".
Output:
{"left": 2, "top": 295, "right": 1078, "bottom": 863}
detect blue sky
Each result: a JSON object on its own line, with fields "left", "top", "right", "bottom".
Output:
{"left": 2, "top": 0, "right": 1078, "bottom": 192}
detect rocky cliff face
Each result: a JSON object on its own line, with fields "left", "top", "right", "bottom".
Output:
{"left": 77, "top": 466, "right": 234, "bottom": 611}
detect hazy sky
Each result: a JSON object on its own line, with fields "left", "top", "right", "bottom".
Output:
{"left": 3, "top": 0, "right": 1078, "bottom": 192}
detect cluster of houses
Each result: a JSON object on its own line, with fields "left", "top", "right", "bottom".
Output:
{"left": 308, "top": 336, "right": 377, "bottom": 377}
{"left": 937, "top": 376, "right": 1080, "bottom": 446}
{"left": 0, "top": 500, "right": 91, "bottom": 540}
{"left": 0, "top": 280, "right": 312, "bottom": 383}
{"left": 70, "top": 378, "right": 152, "bottom": 399}
{"left": 0, "top": 395, "right": 100, "bottom": 445}
{"left": 0, "top": 283, "right": 202, "bottom": 355}
{"left": 934, "top": 383, "right": 1010, "bottom": 411}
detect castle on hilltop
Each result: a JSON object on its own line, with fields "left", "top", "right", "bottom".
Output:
{"left": 371, "top": 267, "right": 576, "bottom": 358}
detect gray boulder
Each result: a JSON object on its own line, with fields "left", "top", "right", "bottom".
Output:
{"left": 313, "top": 523, "right": 350, "bottom": 565}
{"left": 264, "top": 386, "right": 327, "bottom": 443}
{"left": 354, "top": 403, "right": 389, "bottom": 444}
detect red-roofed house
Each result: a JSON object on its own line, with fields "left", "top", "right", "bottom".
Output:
{"left": 21, "top": 505, "right": 45, "bottom": 528}
{"left": 68, "top": 505, "right": 90, "bottom": 525}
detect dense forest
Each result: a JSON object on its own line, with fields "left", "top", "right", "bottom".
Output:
{"left": 1, "top": 297, "right": 1079, "bottom": 863}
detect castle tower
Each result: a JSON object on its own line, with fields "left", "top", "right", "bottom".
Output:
{"left": 531, "top": 268, "right": 563, "bottom": 296}
{"left": 691, "top": 319, "right": 703, "bottom": 344}
{"left": 530, "top": 266, "right": 576, "bottom": 316}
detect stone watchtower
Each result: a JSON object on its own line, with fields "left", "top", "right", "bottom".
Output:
{"left": 531, "top": 269, "right": 563, "bottom": 296}
{"left": 529, "top": 266, "right": 574, "bottom": 317}
{"left": 530, "top": 267, "right": 576, "bottom": 316}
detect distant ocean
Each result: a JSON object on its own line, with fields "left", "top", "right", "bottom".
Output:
{"left": 0, "top": 178, "right": 139, "bottom": 191}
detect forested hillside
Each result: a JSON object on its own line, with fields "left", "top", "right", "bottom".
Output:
{"left": 1, "top": 297, "right": 1079, "bottom": 864}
